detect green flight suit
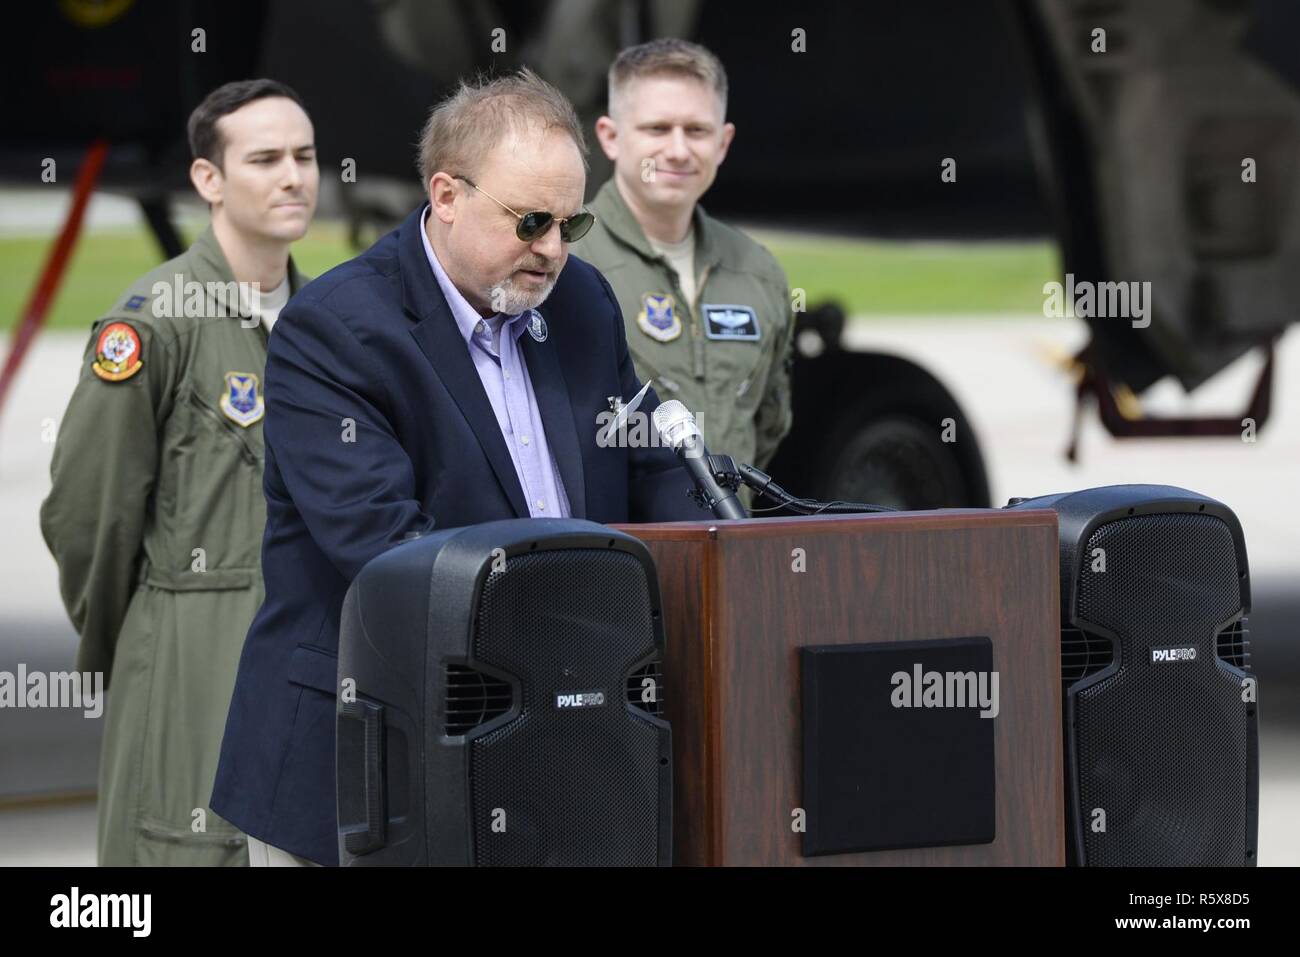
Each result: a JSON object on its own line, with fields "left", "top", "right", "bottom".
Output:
{"left": 580, "top": 178, "right": 795, "bottom": 476}
{"left": 40, "top": 226, "right": 306, "bottom": 866}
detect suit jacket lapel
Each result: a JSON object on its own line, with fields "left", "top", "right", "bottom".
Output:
{"left": 399, "top": 208, "right": 529, "bottom": 518}
{"left": 409, "top": 314, "right": 530, "bottom": 518}
{"left": 520, "top": 323, "right": 587, "bottom": 519}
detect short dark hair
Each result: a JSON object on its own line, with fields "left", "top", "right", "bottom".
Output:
{"left": 187, "top": 79, "right": 307, "bottom": 170}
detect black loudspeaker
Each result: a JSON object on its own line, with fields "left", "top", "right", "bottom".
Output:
{"left": 335, "top": 518, "right": 672, "bottom": 866}
{"left": 1008, "top": 485, "right": 1257, "bottom": 866}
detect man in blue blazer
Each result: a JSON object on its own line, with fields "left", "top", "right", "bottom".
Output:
{"left": 211, "top": 69, "right": 706, "bottom": 865}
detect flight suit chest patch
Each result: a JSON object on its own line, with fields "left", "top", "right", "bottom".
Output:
{"left": 703, "top": 304, "right": 760, "bottom": 341}
{"left": 636, "top": 292, "right": 682, "bottom": 343}
{"left": 219, "top": 372, "right": 265, "bottom": 428}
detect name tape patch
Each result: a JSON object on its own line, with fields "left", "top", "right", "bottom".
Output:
{"left": 703, "top": 303, "right": 760, "bottom": 341}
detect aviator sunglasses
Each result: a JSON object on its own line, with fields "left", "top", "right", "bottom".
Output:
{"left": 454, "top": 175, "right": 595, "bottom": 243}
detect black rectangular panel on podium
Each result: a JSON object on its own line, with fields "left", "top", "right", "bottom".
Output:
{"left": 801, "top": 636, "right": 997, "bottom": 856}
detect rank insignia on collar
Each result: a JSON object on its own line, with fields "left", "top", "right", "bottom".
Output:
{"left": 91, "top": 322, "right": 144, "bottom": 382}
{"left": 219, "top": 372, "right": 265, "bottom": 428}
{"left": 636, "top": 292, "right": 681, "bottom": 343}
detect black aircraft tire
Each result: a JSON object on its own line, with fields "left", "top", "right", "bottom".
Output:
{"left": 815, "top": 410, "right": 972, "bottom": 511}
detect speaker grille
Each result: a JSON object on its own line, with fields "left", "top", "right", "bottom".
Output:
{"left": 1070, "top": 512, "right": 1251, "bottom": 866}
{"left": 467, "top": 548, "right": 664, "bottom": 866}
{"left": 444, "top": 664, "right": 513, "bottom": 736}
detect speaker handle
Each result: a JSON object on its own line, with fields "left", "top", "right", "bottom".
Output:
{"left": 340, "top": 699, "right": 387, "bottom": 855}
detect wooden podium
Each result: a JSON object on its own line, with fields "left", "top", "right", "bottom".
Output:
{"left": 616, "top": 509, "right": 1064, "bottom": 866}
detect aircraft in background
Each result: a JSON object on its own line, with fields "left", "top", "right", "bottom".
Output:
{"left": 4, "top": 0, "right": 1298, "bottom": 511}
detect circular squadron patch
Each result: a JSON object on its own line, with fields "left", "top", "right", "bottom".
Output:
{"left": 91, "top": 322, "right": 144, "bottom": 382}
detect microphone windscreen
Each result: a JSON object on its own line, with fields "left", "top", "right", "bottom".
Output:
{"left": 652, "top": 400, "right": 700, "bottom": 450}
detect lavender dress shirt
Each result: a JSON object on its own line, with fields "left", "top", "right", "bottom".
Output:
{"left": 419, "top": 207, "right": 571, "bottom": 518}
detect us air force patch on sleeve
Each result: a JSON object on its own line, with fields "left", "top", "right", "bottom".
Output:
{"left": 219, "top": 372, "right": 265, "bottom": 427}
{"left": 703, "top": 304, "right": 760, "bottom": 341}
{"left": 636, "top": 292, "right": 682, "bottom": 343}
{"left": 91, "top": 321, "right": 144, "bottom": 382}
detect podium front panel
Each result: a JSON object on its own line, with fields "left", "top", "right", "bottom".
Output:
{"left": 619, "top": 509, "right": 1063, "bottom": 866}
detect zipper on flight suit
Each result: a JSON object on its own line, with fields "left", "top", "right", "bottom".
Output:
{"left": 648, "top": 249, "right": 710, "bottom": 382}
{"left": 665, "top": 262, "right": 712, "bottom": 381}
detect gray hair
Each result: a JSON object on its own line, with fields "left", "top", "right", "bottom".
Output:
{"left": 417, "top": 67, "right": 588, "bottom": 191}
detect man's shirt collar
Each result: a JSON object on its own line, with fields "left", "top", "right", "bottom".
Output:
{"left": 590, "top": 178, "right": 722, "bottom": 273}
{"left": 420, "top": 205, "right": 530, "bottom": 348}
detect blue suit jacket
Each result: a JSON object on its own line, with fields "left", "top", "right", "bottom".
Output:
{"left": 211, "top": 206, "right": 703, "bottom": 864}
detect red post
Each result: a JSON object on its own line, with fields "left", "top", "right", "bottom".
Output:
{"left": 0, "top": 139, "right": 110, "bottom": 416}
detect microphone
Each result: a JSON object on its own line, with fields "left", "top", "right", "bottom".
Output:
{"left": 652, "top": 400, "right": 747, "bottom": 520}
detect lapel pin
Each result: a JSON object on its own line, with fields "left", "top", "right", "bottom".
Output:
{"left": 527, "top": 311, "right": 548, "bottom": 342}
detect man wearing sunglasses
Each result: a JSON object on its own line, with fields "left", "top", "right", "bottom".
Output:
{"left": 211, "top": 68, "right": 705, "bottom": 866}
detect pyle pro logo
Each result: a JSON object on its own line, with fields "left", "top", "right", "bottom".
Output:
{"left": 1151, "top": 646, "right": 1198, "bottom": 663}
{"left": 555, "top": 690, "right": 606, "bottom": 710}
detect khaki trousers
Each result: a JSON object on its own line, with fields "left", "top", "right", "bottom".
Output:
{"left": 246, "top": 835, "right": 320, "bottom": 867}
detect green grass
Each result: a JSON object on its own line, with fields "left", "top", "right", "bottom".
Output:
{"left": 754, "top": 230, "right": 1060, "bottom": 317}
{"left": 0, "top": 224, "right": 357, "bottom": 333}
{"left": 1, "top": 223, "right": 1058, "bottom": 332}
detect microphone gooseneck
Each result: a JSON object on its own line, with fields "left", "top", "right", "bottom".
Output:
{"left": 652, "top": 400, "right": 748, "bottom": 520}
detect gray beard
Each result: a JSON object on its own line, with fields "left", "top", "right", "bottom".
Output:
{"left": 487, "top": 273, "right": 557, "bottom": 316}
